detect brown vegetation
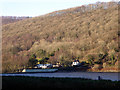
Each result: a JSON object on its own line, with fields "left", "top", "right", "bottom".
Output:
{"left": 1, "top": 16, "right": 31, "bottom": 25}
{"left": 2, "top": 1, "right": 119, "bottom": 73}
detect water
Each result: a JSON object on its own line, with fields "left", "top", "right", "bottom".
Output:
{"left": 1, "top": 72, "right": 120, "bottom": 81}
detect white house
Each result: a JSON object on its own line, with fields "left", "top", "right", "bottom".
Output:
{"left": 72, "top": 60, "right": 81, "bottom": 66}
{"left": 35, "top": 64, "right": 53, "bottom": 69}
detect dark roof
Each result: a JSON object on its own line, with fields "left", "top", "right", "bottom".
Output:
{"left": 73, "top": 60, "right": 79, "bottom": 62}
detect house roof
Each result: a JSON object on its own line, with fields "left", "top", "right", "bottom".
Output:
{"left": 73, "top": 60, "right": 79, "bottom": 62}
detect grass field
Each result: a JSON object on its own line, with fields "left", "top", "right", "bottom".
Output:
{"left": 2, "top": 76, "right": 120, "bottom": 89}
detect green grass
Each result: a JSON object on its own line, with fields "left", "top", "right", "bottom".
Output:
{"left": 2, "top": 76, "right": 120, "bottom": 89}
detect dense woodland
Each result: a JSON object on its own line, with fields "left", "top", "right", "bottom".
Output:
{"left": 2, "top": 1, "right": 120, "bottom": 73}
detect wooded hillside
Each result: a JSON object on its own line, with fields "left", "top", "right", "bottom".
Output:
{"left": 2, "top": 1, "right": 119, "bottom": 73}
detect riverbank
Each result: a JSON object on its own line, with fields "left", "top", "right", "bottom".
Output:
{"left": 58, "top": 66, "right": 120, "bottom": 72}
{"left": 2, "top": 76, "right": 120, "bottom": 89}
